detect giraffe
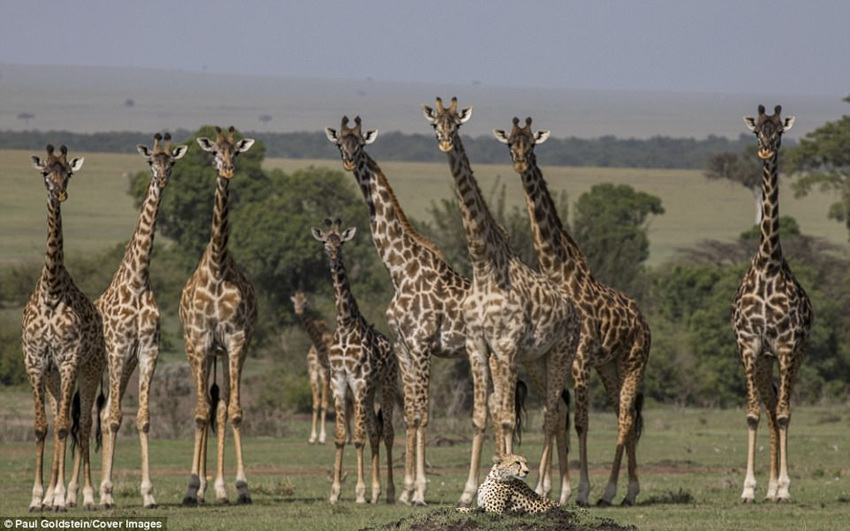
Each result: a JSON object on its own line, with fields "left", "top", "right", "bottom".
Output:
{"left": 180, "top": 126, "right": 257, "bottom": 506}
{"left": 734, "top": 105, "right": 812, "bottom": 503}
{"left": 95, "top": 133, "right": 188, "bottom": 509}
{"left": 311, "top": 219, "right": 398, "bottom": 505}
{"left": 290, "top": 291, "right": 332, "bottom": 444}
{"left": 325, "top": 116, "right": 477, "bottom": 506}
{"left": 494, "top": 117, "right": 651, "bottom": 506}
{"left": 23, "top": 145, "right": 106, "bottom": 512}
{"left": 423, "top": 97, "right": 579, "bottom": 507}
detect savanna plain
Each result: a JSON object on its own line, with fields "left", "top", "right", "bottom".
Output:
{"left": 1, "top": 150, "right": 848, "bottom": 530}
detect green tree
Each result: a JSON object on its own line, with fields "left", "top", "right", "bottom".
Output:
{"left": 704, "top": 145, "right": 763, "bottom": 224}
{"left": 786, "top": 95, "right": 850, "bottom": 240}
{"left": 572, "top": 183, "right": 664, "bottom": 299}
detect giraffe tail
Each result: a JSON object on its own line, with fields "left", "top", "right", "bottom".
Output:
{"left": 375, "top": 407, "right": 384, "bottom": 443}
{"left": 561, "top": 387, "right": 571, "bottom": 433}
{"left": 70, "top": 390, "right": 82, "bottom": 454}
{"left": 512, "top": 380, "right": 529, "bottom": 446}
{"left": 633, "top": 392, "right": 645, "bottom": 442}
{"left": 95, "top": 384, "right": 106, "bottom": 452}
{"left": 209, "top": 358, "right": 220, "bottom": 434}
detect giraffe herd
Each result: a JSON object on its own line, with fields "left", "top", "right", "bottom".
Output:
{"left": 21, "top": 101, "right": 811, "bottom": 512}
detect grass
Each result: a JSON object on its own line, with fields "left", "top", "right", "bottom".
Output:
{"left": 0, "top": 405, "right": 847, "bottom": 530}
{"left": 3, "top": 148, "right": 843, "bottom": 267}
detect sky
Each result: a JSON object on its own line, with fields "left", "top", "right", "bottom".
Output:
{"left": 2, "top": 0, "right": 849, "bottom": 98}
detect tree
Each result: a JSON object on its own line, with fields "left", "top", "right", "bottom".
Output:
{"left": 704, "top": 145, "right": 763, "bottom": 224}
{"left": 786, "top": 95, "right": 850, "bottom": 240}
{"left": 572, "top": 183, "right": 664, "bottom": 299}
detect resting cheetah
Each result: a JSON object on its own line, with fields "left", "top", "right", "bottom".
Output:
{"left": 476, "top": 454, "right": 558, "bottom": 514}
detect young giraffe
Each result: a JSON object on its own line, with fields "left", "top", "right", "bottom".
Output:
{"left": 325, "top": 116, "right": 476, "bottom": 506}
{"left": 311, "top": 219, "right": 398, "bottom": 505}
{"left": 423, "top": 97, "right": 579, "bottom": 507}
{"left": 290, "top": 291, "right": 332, "bottom": 445}
{"left": 734, "top": 105, "right": 812, "bottom": 504}
{"left": 23, "top": 145, "right": 106, "bottom": 512}
{"left": 95, "top": 133, "right": 187, "bottom": 509}
{"left": 180, "top": 126, "right": 257, "bottom": 506}
{"left": 494, "top": 117, "right": 651, "bottom": 506}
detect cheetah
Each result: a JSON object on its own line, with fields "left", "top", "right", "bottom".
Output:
{"left": 476, "top": 454, "right": 558, "bottom": 514}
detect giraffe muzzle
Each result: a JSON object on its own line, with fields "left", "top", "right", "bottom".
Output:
{"left": 342, "top": 160, "right": 356, "bottom": 171}
{"left": 757, "top": 149, "right": 775, "bottom": 160}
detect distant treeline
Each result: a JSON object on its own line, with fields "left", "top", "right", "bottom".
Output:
{"left": 0, "top": 129, "right": 758, "bottom": 169}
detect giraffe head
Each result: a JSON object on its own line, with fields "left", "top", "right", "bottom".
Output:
{"left": 422, "top": 97, "right": 472, "bottom": 152}
{"left": 325, "top": 116, "right": 378, "bottom": 171}
{"left": 196, "top": 126, "right": 255, "bottom": 179}
{"left": 291, "top": 291, "right": 308, "bottom": 316}
{"left": 311, "top": 218, "right": 357, "bottom": 262}
{"left": 743, "top": 105, "right": 794, "bottom": 160}
{"left": 493, "top": 117, "right": 550, "bottom": 173}
{"left": 137, "top": 133, "right": 188, "bottom": 188}
{"left": 31, "top": 144, "right": 84, "bottom": 202}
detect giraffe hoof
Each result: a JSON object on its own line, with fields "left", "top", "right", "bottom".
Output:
{"left": 595, "top": 498, "right": 612, "bottom": 508}
{"left": 237, "top": 494, "right": 252, "bottom": 505}
{"left": 52, "top": 505, "right": 68, "bottom": 513}
{"left": 28, "top": 506, "right": 42, "bottom": 513}
{"left": 144, "top": 503, "right": 158, "bottom": 509}
{"left": 414, "top": 501, "right": 427, "bottom": 507}
{"left": 181, "top": 497, "right": 199, "bottom": 507}
{"left": 215, "top": 497, "right": 230, "bottom": 506}
{"left": 83, "top": 503, "right": 97, "bottom": 511}
{"left": 620, "top": 497, "right": 635, "bottom": 507}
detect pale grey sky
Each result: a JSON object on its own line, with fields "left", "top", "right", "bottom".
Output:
{"left": 2, "top": 0, "right": 849, "bottom": 97}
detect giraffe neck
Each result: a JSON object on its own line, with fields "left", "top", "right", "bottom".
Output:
{"left": 446, "top": 134, "right": 510, "bottom": 276}
{"left": 329, "top": 255, "right": 360, "bottom": 329}
{"left": 520, "top": 154, "right": 591, "bottom": 282}
{"left": 352, "top": 151, "right": 446, "bottom": 287}
{"left": 757, "top": 150, "right": 783, "bottom": 265}
{"left": 119, "top": 177, "right": 163, "bottom": 285}
{"left": 40, "top": 195, "right": 66, "bottom": 298}
{"left": 206, "top": 176, "right": 231, "bottom": 277}
{"left": 298, "top": 311, "right": 327, "bottom": 352}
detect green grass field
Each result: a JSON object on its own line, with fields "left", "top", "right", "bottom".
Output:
{"left": 2, "top": 149, "right": 846, "bottom": 266}
{"left": 0, "top": 406, "right": 847, "bottom": 530}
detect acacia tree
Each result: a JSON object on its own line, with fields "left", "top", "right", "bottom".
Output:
{"left": 572, "top": 183, "right": 664, "bottom": 300}
{"left": 786, "top": 95, "right": 850, "bottom": 240}
{"left": 704, "top": 145, "right": 763, "bottom": 224}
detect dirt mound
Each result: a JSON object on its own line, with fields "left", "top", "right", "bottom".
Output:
{"left": 363, "top": 507, "right": 637, "bottom": 531}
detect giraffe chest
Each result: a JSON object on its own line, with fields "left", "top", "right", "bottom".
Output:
{"left": 734, "top": 268, "right": 812, "bottom": 342}
{"left": 329, "top": 324, "right": 395, "bottom": 381}
{"left": 22, "top": 290, "right": 102, "bottom": 365}
{"left": 386, "top": 278, "right": 469, "bottom": 358}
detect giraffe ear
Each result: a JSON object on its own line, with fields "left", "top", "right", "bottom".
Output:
{"left": 236, "top": 138, "right": 255, "bottom": 153}
{"left": 458, "top": 106, "right": 473, "bottom": 123}
{"left": 534, "top": 130, "right": 551, "bottom": 144}
{"left": 782, "top": 116, "right": 795, "bottom": 131}
{"left": 340, "top": 227, "right": 357, "bottom": 242}
{"left": 422, "top": 104, "right": 437, "bottom": 124}
{"left": 363, "top": 130, "right": 378, "bottom": 145}
{"left": 172, "top": 144, "right": 189, "bottom": 160}
{"left": 31, "top": 155, "right": 45, "bottom": 170}
{"left": 310, "top": 227, "right": 324, "bottom": 242}
{"left": 196, "top": 137, "right": 216, "bottom": 152}
{"left": 325, "top": 128, "right": 339, "bottom": 143}
{"left": 69, "top": 157, "right": 85, "bottom": 172}
{"left": 493, "top": 129, "right": 510, "bottom": 144}
{"left": 743, "top": 116, "right": 758, "bottom": 132}
{"left": 137, "top": 145, "right": 153, "bottom": 157}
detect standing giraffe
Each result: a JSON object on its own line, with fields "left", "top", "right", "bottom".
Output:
{"left": 325, "top": 116, "right": 476, "bottom": 506}
{"left": 494, "top": 117, "right": 651, "bottom": 506}
{"left": 180, "top": 126, "right": 257, "bottom": 506}
{"left": 290, "top": 291, "right": 332, "bottom": 445}
{"left": 95, "top": 133, "right": 187, "bottom": 509}
{"left": 734, "top": 105, "right": 812, "bottom": 503}
{"left": 23, "top": 145, "right": 105, "bottom": 511}
{"left": 311, "top": 219, "right": 398, "bottom": 505}
{"left": 423, "top": 97, "right": 579, "bottom": 507}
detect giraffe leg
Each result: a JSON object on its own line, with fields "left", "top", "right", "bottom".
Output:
{"left": 137, "top": 343, "right": 158, "bottom": 508}
{"left": 41, "top": 372, "right": 61, "bottom": 510}
{"left": 50, "top": 360, "right": 78, "bottom": 512}
{"left": 226, "top": 337, "right": 251, "bottom": 505}
{"left": 182, "top": 345, "right": 210, "bottom": 506}
{"left": 26, "top": 359, "right": 48, "bottom": 512}
{"left": 351, "top": 387, "right": 369, "bottom": 504}
{"left": 397, "top": 341, "right": 429, "bottom": 506}
{"left": 214, "top": 370, "right": 229, "bottom": 505}
{"left": 75, "top": 357, "right": 102, "bottom": 511}
{"left": 774, "top": 344, "right": 802, "bottom": 503}
{"left": 738, "top": 341, "right": 762, "bottom": 504}
{"left": 599, "top": 368, "right": 644, "bottom": 507}
{"left": 539, "top": 348, "right": 573, "bottom": 506}
{"left": 319, "top": 368, "right": 330, "bottom": 445}
{"left": 367, "top": 398, "right": 382, "bottom": 505}
{"left": 457, "top": 340, "right": 489, "bottom": 508}
{"left": 99, "top": 344, "right": 128, "bottom": 510}
{"left": 329, "top": 374, "right": 348, "bottom": 504}
{"left": 573, "top": 355, "right": 593, "bottom": 507}
{"left": 381, "top": 379, "right": 396, "bottom": 504}
{"left": 308, "top": 359, "right": 321, "bottom": 444}
{"left": 523, "top": 360, "right": 553, "bottom": 499}
{"left": 754, "top": 355, "right": 779, "bottom": 501}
